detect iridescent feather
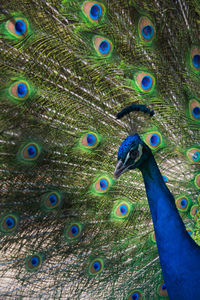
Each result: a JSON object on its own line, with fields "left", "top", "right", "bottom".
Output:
{"left": 0, "top": 0, "right": 200, "bottom": 299}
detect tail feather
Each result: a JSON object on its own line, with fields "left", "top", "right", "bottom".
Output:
{"left": 0, "top": 0, "right": 200, "bottom": 298}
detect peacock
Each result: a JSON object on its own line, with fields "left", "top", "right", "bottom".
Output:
{"left": 0, "top": 0, "right": 200, "bottom": 299}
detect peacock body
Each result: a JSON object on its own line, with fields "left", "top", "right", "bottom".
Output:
{"left": 114, "top": 132, "right": 200, "bottom": 299}
{"left": 0, "top": 0, "right": 200, "bottom": 299}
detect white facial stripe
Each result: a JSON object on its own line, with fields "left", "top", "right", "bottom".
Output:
{"left": 135, "top": 144, "right": 143, "bottom": 163}
{"left": 124, "top": 152, "right": 130, "bottom": 165}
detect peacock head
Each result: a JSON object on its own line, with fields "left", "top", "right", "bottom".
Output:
{"left": 114, "top": 133, "right": 151, "bottom": 179}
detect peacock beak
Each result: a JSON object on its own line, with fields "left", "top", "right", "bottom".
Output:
{"left": 114, "top": 159, "right": 129, "bottom": 179}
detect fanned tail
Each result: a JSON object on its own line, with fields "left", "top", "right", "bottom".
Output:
{"left": 0, "top": 0, "right": 200, "bottom": 298}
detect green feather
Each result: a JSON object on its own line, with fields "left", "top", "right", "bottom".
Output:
{"left": 0, "top": 0, "right": 199, "bottom": 298}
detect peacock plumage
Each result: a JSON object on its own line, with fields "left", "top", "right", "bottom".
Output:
{"left": 0, "top": 0, "right": 200, "bottom": 299}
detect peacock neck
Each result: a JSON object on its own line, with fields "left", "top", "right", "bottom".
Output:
{"left": 139, "top": 153, "right": 200, "bottom": 300}
{"left": 139, "top": 152, "right": 192, "bottom": 252}
{"left": 139, "top": 153, "right": 176, "bottom": 225}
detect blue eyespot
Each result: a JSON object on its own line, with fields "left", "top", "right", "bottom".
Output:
{"left": 93, "top": 261, "right": 101, "bottom": 271}
{"left": 94, "top": 37, "right": 113, "bottom": 57}
{"left": 27, "top": 145, "right": 37, "bottom": 158}
{"left": 64, "top": 223, "right": 83, "bottom": 242}
{"left": 142, "top": 25, "right": 153, "bottom": 39}
{"left": 176, "top": 196, "right": 190, "bottom": 212}
{"left": 161, "top": 283, "right": 167, "bottom": 290}
{"left": 181, "top": 198, "right": 187, "bottom": 208}
{"left": 26, "top": 254, "right": 42, "bottom": 272}
{"left": 42, "top": 191, "right": 62, "bottom": 210}
{"left": 71, "top": 225, "right": 79, "bottom": 236}
{"left": 90, "top": 4, "right": 102, "bottom": 20}
{"left": 15, "top": 19, "right": 27, "bottom": 35}
{"left": 0, "top": 214, "right": 19, "bottom": 234}
{"left": 49, "top": 194, "right": 58, "bottom": 206}
{"left": 132, "top": 292, "right": 139, "bottom": 300}
{"left": 99, "top": 178, "right": 108, "bottom": 190}
{"left": 82, "top": 2, "right": 104, "bottom": 23}
{"left": 31, "top": 256, "right": 39, "bottom": 267}
{"left": 9, "top": 80, "right": 30, "bottom": 102}
{"left": 128, "top": 290, "right": 143, "bottom": 300}
{"left": 87, "top": 134, "right": 96, "bottom": 146}
{"left": 94, "top": 176, "right": 111, "bottom": 194}
{"left": 89, "top": 258, "right": 104, "bottom": 275}
{"left": 192, "top": 54, "right": 200, "bottom": 69}
{"left": 193, "top": 151, "right": 200, "bottom": 161}
{"left": 141, "top": 75, "right": 152, "bottom": 90}
{"left": 192, "top": 106, "right": 200, "bottom": 119}
{"left": 120, "top": 204, "right": 128, "bottom": 215}
{"left": 81, "top": 132, "right": 99, "bottom": 149}
{"left": 65, "top": 223, "right": 82, "bottom": 241}
{"left": 158, "top": 281, "right": 168, "bottom": 296}
{"left": 163, "top": 176, "right": 168, "bottom": 182}
{"left": 150, "top": 133, "right": 160, "bottom": 146}
{"left": 99, "top": 40, "right": 110, "bottom": 55}
{"left": 114, "top": 202, "right": 130, "bottom": 219}
{"left": 5, "top": 217, "right": 15, "bottom": 228}
{"left": 186, "top": 148, "right": 200, "bottom": 163}
{"left": 138, "top": 16, "right": 155, "bottom": 43}
{"left": 17, "top": 83, "right": 28, "bottom": 97}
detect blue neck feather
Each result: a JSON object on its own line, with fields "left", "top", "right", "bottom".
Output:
{"left": 140, "top": 153, "right": 200, "bottom": 300}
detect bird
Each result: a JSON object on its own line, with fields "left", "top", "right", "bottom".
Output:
{"left": 0, "top": 0, "right": 200, "bottom": 299}
{"left": 114, "top": 129, "right": 200, "bottom": 300}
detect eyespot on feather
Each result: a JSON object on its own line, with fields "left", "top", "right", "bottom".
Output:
{"left": 175, "top": 196, "right": 190, "bottom": 212}
{"left": 138, "top": 16, "right": 155, "bottom": 43}
{"left": 9, "top": 81, "right": 30, "bottom": 102}
{"left": 65, "top": 222, "right": 83, "bottom": 239}
{"left": 158, "top": 282, "right": 168, "bottom": 297}
{"left": 134, "top": 72, "right": 155, "bottom": 93}
{"left": 186, "top": 148, "right": 200, "bottom": 163}
{"left": 17, "top": 141, "right": 42, "bottom": 164}
{"left": 0, "top": 214, "right": 19, "bottom": 234}
{"left": 25, "top": 254, "right": 43, "bottom": 272}
{"left": 190, "top": 205, "right": 199, "bottom": 219}
{"left": 42, "top": 191, "right": 62, "bottom": 210}
{"left": 189, "top": 99, "right": 200, "bottom": 121}
{"left": 190, "top": 48, "right": 200, "bottom": 72}
{"left": 82, "top": 1, "right": 105, "bottom": 23}
{"left": 94, "top": 176, "right": 110, "bottom": 193}
{"left": 89, "top": 258, "right": 104, "bottom": 275}
{"left": 144, "top": 132, "right": 162, "bottom": 149}
{"left": 6, "top": 17, "right": 29, "bottom": 38}
{"left": 163, "top": 176, "right": 168, "bottom": 183}
{"left": 81, "top": 132, "right": 99, "bottom": 149}
{"left": 23, "top": 143, "right": 39, "bottom": 160}
{"left": 93, "top": 36, "right": 113, "bottom": 57}
{"left": 111, "top": 199, "right": 133, "bottom": 221}
{"left": 128, "top": 290, "right": 144, "bottom": 300}
{"left": 115, "top": 202, "right": 130, "bottom": 218}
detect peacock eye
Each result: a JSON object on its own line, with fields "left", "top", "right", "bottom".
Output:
{"left": 130, "top": 149, "right": 137, "bottom": 159}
